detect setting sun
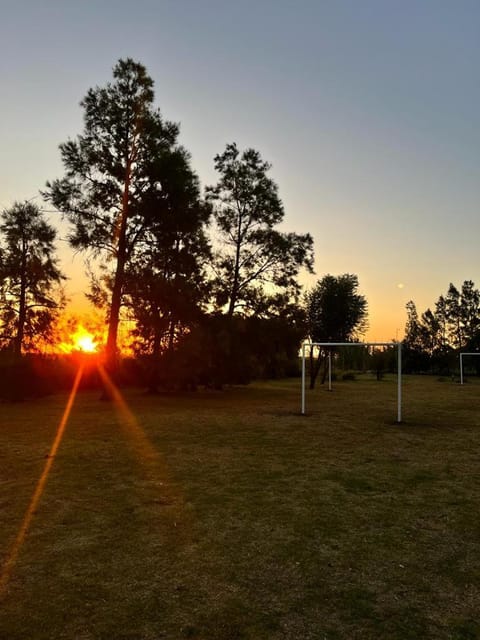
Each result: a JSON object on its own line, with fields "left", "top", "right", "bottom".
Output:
{"left": 70, "top": 326, "right": 98, "bottom": 353}
{"left": 74, "top": 331, "right": 97, "bottom": 353}
{"left": 57, "top": 323, "right": 101, "bottom": 355}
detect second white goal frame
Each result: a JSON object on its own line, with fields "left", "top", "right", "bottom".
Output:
{"left": 459, "top": 352, "right": 480, "bottom": 385}
{"left": 301, "top": 342, "right": 403, "bottom": 423}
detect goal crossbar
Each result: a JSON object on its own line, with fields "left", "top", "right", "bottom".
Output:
{"left": 301, "top": 341, "right": 403, "bottom": 423}
{"left": 459, "top": 352, "right": 480, "bottom": 385}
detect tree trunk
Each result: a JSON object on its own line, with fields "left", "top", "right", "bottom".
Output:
{"left": 14, "top": 243, "right": 27, "bottom": 358}
{"left": 227, "top": 212, "right": 243, "bottom": 319}
{"left": 105, "top": 255, "right": 125, "bottom": 369}
{"left": 167, "top": 317, "right": 176, "bottom": 352}
{"left": 148, "top": 325, "right": 162, "bottom": 393}
{"left": 105, "top": 161, "right": 131, "bottom": 372}
{"left": 320, "top": 354, "right": 329, "bottom": 385}
{"left": 309, "top": 348, "right": 324, "bottom": 389}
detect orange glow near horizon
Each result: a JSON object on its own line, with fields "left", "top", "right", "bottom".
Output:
{"left": 73, "top": 328, "right": 98, "bottom": 353}
{"left": 0, "top": 366, "right": 84, "bottom": 599}
{"left": 47, "top": 313, "right": 135, "bottom": 356}
{"left": 51, "top": 317, "right": 105, "bottom": 354}
{"left": 58, "top": 325, "right": 100, "bottom": 354}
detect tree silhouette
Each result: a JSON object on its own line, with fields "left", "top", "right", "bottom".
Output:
{"left": 206, "top": 143, "right": 314, "bottom": 318}
{"left": 0, "top": 201, "right": 64, "bottom": 356}
{"left": 45, "top": 58, "right": 205, "bottom": 368}
{"left": 404, "top": 280, "right": 480, "bottom": 373}
{"left": 123, "top": 174, "right": 211, "bottom": 390}
{"left": 305, "top": 274, "right": 368, "bottom": 388}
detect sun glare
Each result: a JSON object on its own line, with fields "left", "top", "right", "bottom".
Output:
{"left": 59, "top": 325, "right": 99, "bottom": 354}
{"left": 75, "top": 333, "right": 97, "bottom": 353}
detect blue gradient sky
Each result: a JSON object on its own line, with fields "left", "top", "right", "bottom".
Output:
{"left": 1, "top": 0, "right": 479, "bottom": 339}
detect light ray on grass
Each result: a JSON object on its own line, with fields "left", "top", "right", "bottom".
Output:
{"left": 96, "top": 365, "right": 190, "bottom": 530}
{"left": 97, "top": 364, "right": 163, "bottom": 467}
{"left": 0, "top": 366, "right": 84, "bottom": 599}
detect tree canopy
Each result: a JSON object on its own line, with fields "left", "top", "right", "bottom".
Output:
{"left": 206, "top": 143, "right": 314, "bottom": 318}
{"left": 306, "top": 274, "right": 368, "bottom": 343}
{"left": 305, "top": 273, "right": 368, "bottom": 388}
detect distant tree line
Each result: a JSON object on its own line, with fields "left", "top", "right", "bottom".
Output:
{"left": 403, "top": 280, "right": 480, "bottom": 374}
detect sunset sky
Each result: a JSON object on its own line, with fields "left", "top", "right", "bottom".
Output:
{"left": 1, "top": 0, "right": 478, "bottom": 341}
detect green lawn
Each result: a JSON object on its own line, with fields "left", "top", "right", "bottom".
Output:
{"left": 1, "top": 375, "right": 479, "bottom": 639}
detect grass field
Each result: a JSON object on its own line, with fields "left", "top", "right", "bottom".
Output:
{"left": 1, "top": 374, "right": 479, "bottom": 639}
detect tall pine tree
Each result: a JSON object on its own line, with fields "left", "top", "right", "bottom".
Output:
{"left": 45, "top": 58, "right": 207, "bottom": 367}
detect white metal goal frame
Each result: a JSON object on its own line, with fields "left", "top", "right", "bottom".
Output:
{"left": 459, "top": 352, "right": 480, "bottom": 385}
{"left": 301, "top": 341, "right": 403, "bottom": 423}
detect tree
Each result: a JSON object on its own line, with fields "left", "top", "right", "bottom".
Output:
{"left": 420, "top": 308, "right": 449, "bottom": 363}
{"left": 45, "top": 58, "right": 206, "bottom": 367}
{"left": 305, "top": 274, "right": 368, "bottom": 388}
{"left": 403, "top": 300, "right": 431, "bottom": 372}
{"left": 445, "top": 284, "right": 463, "bottom": 349}
{"left": 404, "top": 301, "right": 423, "bottom": 351}
{"left": 450, "top": 280, "right": 480, "bottom": 348}
{"left": 206, "top": 143, "right": 314, "bottom": 318}
{"left": 403, "top": 280, "right": 480, "bottom": 373}
{"left": 0, "top": 201, "right": 65, "bottom": 356}
{"left": 126, "top": 241, "right": 208, "bottom": 361}
{"left": 124, "top": 179, "right": 211, "bottom": 390}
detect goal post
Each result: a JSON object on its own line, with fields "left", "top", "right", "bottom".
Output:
{"left": 459, "top": 352, "right": 480, "bottom": 385}
{"left": 301, "top": 341, "right": 403, "bottom": 423}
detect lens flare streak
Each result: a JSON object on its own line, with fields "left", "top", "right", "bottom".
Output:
{"left": 0, "top": 366, "right": 84, "bottom": 598}
{"left": 96, "top": 366, "right": 187, "bottom": 522}
{"left": 97, "top": 365, "right": 163, "bottom": 467}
